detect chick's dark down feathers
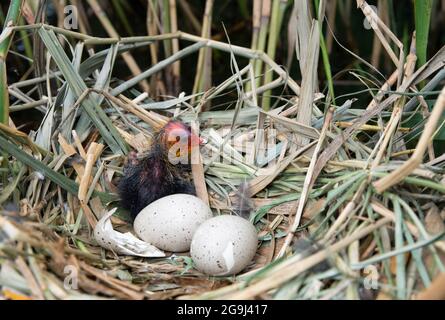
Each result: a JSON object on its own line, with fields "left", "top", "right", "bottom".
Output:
{"left": 118, "top": 143, "right": 195, "bottom": 219}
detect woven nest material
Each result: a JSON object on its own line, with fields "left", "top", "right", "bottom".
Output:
{"left": 1, "top": 12, "right": 445, "bottom": 299}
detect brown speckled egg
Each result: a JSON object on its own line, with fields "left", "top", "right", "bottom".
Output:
{"left": 190, "top": 215, "right": 258, "bottom": 276}
{"left": 133, "top": 194, "right": 213, "bottom": 252}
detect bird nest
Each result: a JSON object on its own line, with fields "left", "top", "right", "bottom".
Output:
{"left": 1, "top": 11, "right": 445, "bottom": 299}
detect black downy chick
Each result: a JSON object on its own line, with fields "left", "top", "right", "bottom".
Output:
{"left": 118, "top": 121, "right": 202, "bottom": 219}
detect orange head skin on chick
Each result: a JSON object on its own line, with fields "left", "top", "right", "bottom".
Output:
{"left": 118, "top": 120, "right": 203, "bottom": 219}
{"left": 157, "top": 121, "right": 203, "bottom": 158}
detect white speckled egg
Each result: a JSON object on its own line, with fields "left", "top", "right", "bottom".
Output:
{"left": 190, "top": 215, "right": 258, "bottom": 276}
{"left": 134, "top": 194, "right": 213, "bottom": 252}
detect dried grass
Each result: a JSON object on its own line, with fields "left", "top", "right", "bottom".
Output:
{"left": 0, "top": 0, "right": 444, "bottom": 300}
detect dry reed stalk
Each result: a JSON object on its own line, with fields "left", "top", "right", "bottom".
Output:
{"left": 146, "top": 0, "right": 161, "bottom": 95}
{"left": 246, "top": 141, "right": 317, "bottom": 197}
{"left": 370, "top": 0, "right": 385, "bottom": 67}
{"left": 169, "top": 0, "right": 180, "bottom": 93}
{"left": 371, "top": 37, "right": 417, "bottom": 169}
{"left": 391, "top": 149, "right": 415, "bottom": 157}
{"left": 57, "top": 134, "right": 76, "bottom": 157}
{"left": 86, "top": 0, "right": 149, "bottom": 92}
{"left": 115, "top": 128, "right": 143, "bottom": 151}
{"left": 366, "top": 69, "right": 398, "bottom": 110}
{"left": 296, "top": 20, "right": 319, "bottom": 146}
{"left": 427, "top": 153, "right": 445, "bottom": 166}
{"left": 262, "top": 0, "right": 288, "bottom": 110}
{"left": 75, "top": 145, "right": 100, "bottom": 229}
{"left": 80, "top": 203, "right": 98, "bottom": 231}
{"left": 417, "top": 95, "right": 436, "bottom": 161}
{"left": 145, "top": 1, "right": 160, "bottom": 60}
{"left": 99, "top": 91, "right": 168, "bottom": 130}
{"left": 89, "top": 142, "right": 105, "bottom": 161}
{"left": 357, "top": 0, "right": 404, "bottom": 70}
{"left": 78, "top": 153, "right": 94, "bottom": 202}
{"left": 370, "top": 98, "right": 403, "bottom": 166}
{"left": 260, "top": 110, "right": 319, "bottom": 139}
{"left": 373, "top": 83, "right": 445, "bottom": 192}
{"left": 335, "top": 122, "right": 410, "bottom": 132}
{"left": 118, "top": 94, "right": 169, "bottom": 128}
{"left": 277, "top": 108, "right": 333, "bottom": 259}
{"left": 58, "top": 133, "right": 89, "bottom": 178}
{"left": 322, "top": 180, "right": 367, "bottom": 242}
{"left": 245, "top": 0, "right": 262, "bottom": 93}
{"left": 191, "top": 121, "right": 209, "bottom": 206}
{"left": 248, "top": 64, "right": 258, "bottom": 107}
{"left": 293, "top": 0, "right": 312, "bottom": 72}
{"left": 254, "top": 0, "right": 271, "bottom": 90}
{"left": 252, "top": 0, "right": 262, "bottom": 52}
{"left": 71, "top": 130, "right": 87, "bottom": 160}
{"left": 192, "top": 0, "right": 214, "bottom": 101}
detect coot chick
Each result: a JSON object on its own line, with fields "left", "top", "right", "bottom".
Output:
{"left": 118, "top": 121, "right": 202, "bottom": 219}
